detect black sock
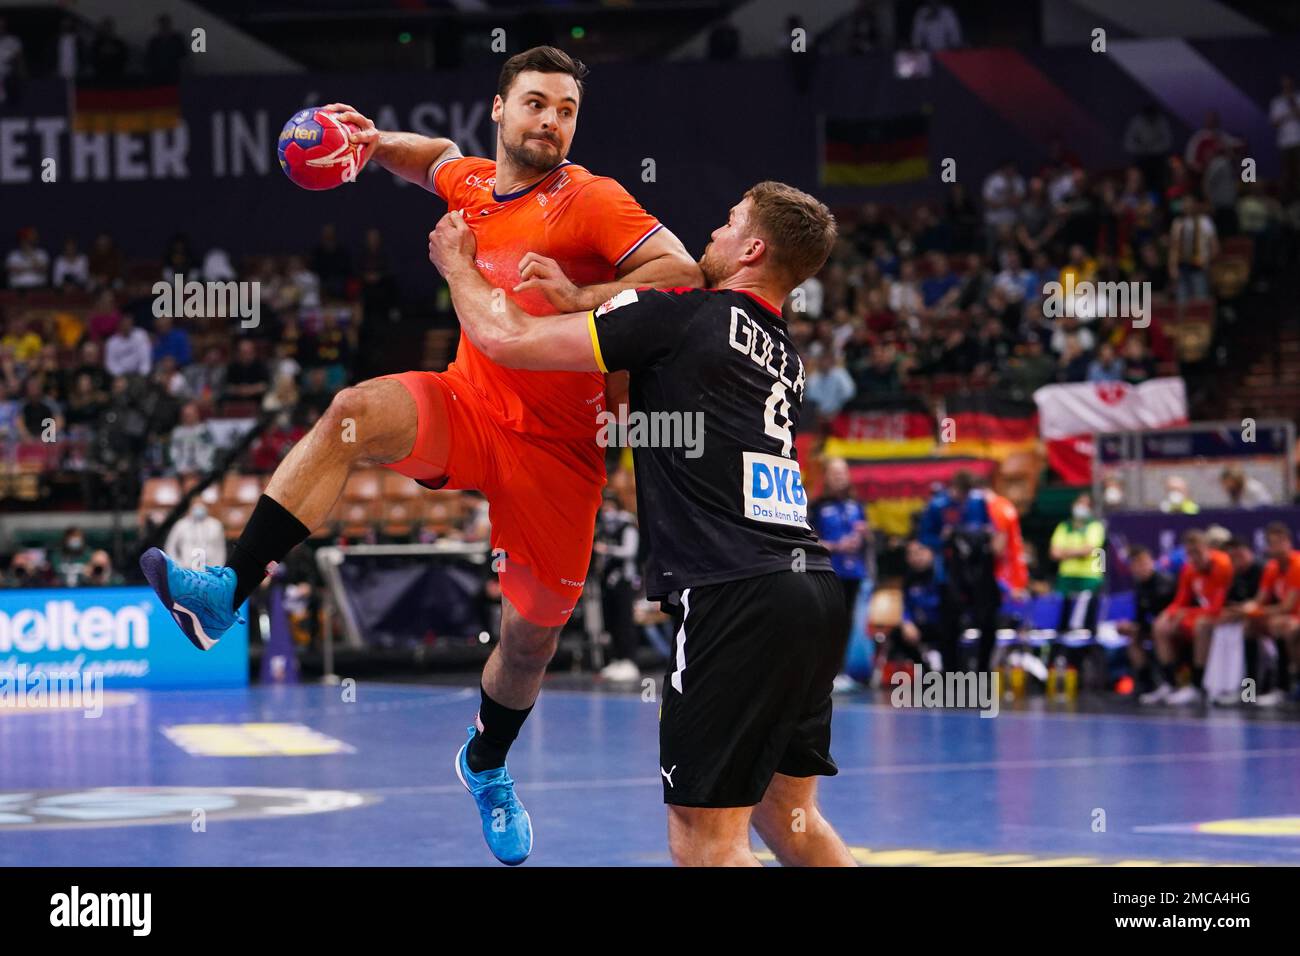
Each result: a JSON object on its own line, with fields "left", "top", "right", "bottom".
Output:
{"left": 1161, "top": 662, "right": 1177, "bottom": 686}
{"left": 227, "top": 495, "right": 311, "bottom": 609}
{"left": 467, "top": 685, "right": 533, "bottom": 773}
{"left": 1191, "top": 665, "right": 1204, "bottom": 688}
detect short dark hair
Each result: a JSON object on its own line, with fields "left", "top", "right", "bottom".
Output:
{"left": 1266, "top": 521, "right": 1292, "bottom": 539}
{"left": 1182, "top": 528, "right": 1206, "bottom": 547}
{"left": 742, "top": 181, "right": 837, "bottom": 288}
{"left": 498, "top": 46, "right": 588, "bottom": 103}
{"left": 1128, "top": 545, "right": 1152, "bottom": 561}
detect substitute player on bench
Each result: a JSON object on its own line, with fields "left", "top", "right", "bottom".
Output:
{"left": 428, "top": 181, "right": 856, "bottom": 867}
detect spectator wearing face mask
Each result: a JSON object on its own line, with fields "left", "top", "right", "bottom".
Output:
{"left": 83, "top": 550, "right": 122, "bottom": 586}
{"left": 53, "top": 527, "right": 91, "bottom": 586}
{"left": 1101, "top": 476, "right": 1126, "bottom": 511}
{"left": 1160, "top": 475, "right": 1200, "bottom": 514}
{"left": 165, "top": 501, "right": 227, "bottom": 569}
{"left": 1050, "top": 493, "right": 1106, "bottom": 640}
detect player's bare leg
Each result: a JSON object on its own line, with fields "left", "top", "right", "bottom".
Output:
{"left": 141, "top": 377, "right": 421, "bottom": 651}
{"left": 482, "top": 600, "right": 562, "bottom": 709}
{"left": 457, "top": 589, "right": 567, "bottom": 865}
{"left": 1125, "top": 626, "right": 1147, "bottom": 679}
{"left": 265, "top": 378, "right": 418, "bottom": 527}
{"left": 667, "top": 806, "right": 761, "bottom": 867}
{"left": 751, "top": 774, "right": 856, "bottom": 867}
{"left": 1262, "top": 614, "right": 1300, "bottom": 703}
{"left": 1191, "top": 615, "right": 1214, "bottom": 671}
{"left": 1162, "top": 615, "right": 1214, "bottom": 705}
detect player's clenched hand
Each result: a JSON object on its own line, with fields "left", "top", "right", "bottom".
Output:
{"left": 513, "top": 252, "right": 584, "bottom": 311}
{"left": 322, "top": 102, "right": 378, "bottom": 165}
{"left": 427, "top": 211, "right": 477, "bottom": 276}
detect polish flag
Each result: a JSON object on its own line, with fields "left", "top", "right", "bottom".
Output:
{"left": 1033, "top": 377, "right": 1188, "bottom": 482}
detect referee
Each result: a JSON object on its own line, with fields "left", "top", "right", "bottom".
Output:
{"left": 428, "top": 181, "right": 854, "bottom": 867}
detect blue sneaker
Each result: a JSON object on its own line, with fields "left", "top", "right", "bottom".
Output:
{"left": 454, "top": 726, "right": 533, "bottom": 866}
{"left": 140, "top": 547, "right": 243, "bottom": 651}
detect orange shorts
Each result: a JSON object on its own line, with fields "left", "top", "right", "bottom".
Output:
{"left": 380, "top": 368, "right": 602, "bottom": 627}
{"left": 1173, "top": 608, "right": 1210, "bottom": 641}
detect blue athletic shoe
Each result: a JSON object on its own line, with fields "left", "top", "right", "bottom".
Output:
{"left": 455, "top": 726, "right": 533, "bottom": 866}
{"left": 139, "top": 547, "right": 243, "bottom": 651}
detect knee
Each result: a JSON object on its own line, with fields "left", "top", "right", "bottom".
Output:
{"left": 753, "top": 800, "right": 817, "bottom": 847}
{"left": 667, "top": 830, "right": 695, "bottom": 867}
{"left": 667, "top": 820, "right": 746, "bottom": 867}
{"left": 321, "top": 387, "right": 373, "bottom": 448}
{"left": 498, "top": 627, "right": 559, "bottom": 672}
{"left": 322, "top": 384, "right": 407, "bottom": 460}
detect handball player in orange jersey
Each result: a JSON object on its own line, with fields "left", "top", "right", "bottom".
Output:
{"left": 140, "top": 46, "right": 700, "bottom": 865}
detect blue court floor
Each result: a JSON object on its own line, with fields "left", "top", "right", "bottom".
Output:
{"left": 2, "top": 681, "right": 1298, "bottom": 866}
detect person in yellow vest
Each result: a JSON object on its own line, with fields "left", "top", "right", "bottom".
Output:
{"left": 1050, "top": 492, "right": 1107, "bottom": 641}
{"left": 1159, "top": 475, "right": 1200, "bottom": 514}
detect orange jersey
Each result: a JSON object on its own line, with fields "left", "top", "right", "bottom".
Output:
{"left": 433, "top": 156, "right": 663, "bottom": 477}
{"left": 985, "top": 491, "right": 1027, "bottom": 591}
{"left": 1257, "top": 553, "right": 1300, "bottom": 609}
{"left": 1170, "top": 550, "right": 1234, "bottom": 614}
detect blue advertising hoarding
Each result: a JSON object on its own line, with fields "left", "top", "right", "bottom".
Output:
{"left": 0, "top": 586, "right": 248, "bottom": 688}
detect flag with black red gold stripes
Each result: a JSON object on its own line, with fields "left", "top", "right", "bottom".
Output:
{"left": 71, "top": 82, "right": 181, "bottom": 134}
{"left": 820, "top": 115, "right": 929, "bottom": 186}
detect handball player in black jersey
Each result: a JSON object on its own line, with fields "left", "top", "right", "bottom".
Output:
{"left": 427, "top": 181, "right": 854, "bottom": 867}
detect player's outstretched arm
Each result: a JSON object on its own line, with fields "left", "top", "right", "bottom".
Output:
{"left": 428, "top": 212, "right": 600, "bottom": 373}
{"left": 321, "top": 103, "right": 461, "bottom": 192}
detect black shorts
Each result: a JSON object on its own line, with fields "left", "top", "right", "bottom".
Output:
{"left": 659, "top": 570, "right": 848, "bottom": 808}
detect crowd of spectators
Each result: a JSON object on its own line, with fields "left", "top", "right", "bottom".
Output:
{"left": 785, "top": 96, "right": 1300, "bottom": 429}
{"left": 0, "top": 13, "right": 189, "bottom": 96}
{"left": 0, "top": 224, "right": 399, "bottom": 511}
{"left": 709, "top": 1, "right": 966, "bottom": 61}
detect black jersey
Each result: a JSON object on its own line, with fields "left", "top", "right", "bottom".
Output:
{"left": 588, "top": 286, "right": 833, "bottom": 599}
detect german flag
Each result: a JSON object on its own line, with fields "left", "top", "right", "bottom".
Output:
{"left": 72, "top": 83, "right": 181, "bottom": 134}
{"left": 940, "top": 393, "right": 1039, "bottom": 461}
{"left": 823, "top": 395, "right": 935, "bottom": 460}
{"left": 845, "top": 456, "right": 996, "bottom": 536}
{"left": 821, "top": 115, "right": 929, "bottom": 187}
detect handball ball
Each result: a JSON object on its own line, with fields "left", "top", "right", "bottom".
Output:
{"left": 277, "top": 107, "right": 365, "bottom": 190}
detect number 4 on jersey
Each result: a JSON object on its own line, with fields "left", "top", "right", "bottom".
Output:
{"left": 764, "top": 381, "right": 794, "bottom": 457}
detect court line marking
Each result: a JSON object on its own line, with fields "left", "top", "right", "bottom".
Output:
{"left": 363, "top": 745, "right": 1300, "bottom": 797}
{"left": 142, "top": 684, "right": 1300, "bottom": 747}
{"left": 95, "top": 682, "right": 1300, "bottom": 736}
{"left": 528, "top": 684, "right": 1300, "bottom": 735}
{"left": 160, "top": 687, "right": 478, "bottom": 725}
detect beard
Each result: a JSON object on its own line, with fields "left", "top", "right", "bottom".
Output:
{"left": 698, "top": 243, "right": 729, "bottom": 287}
{"left": 502, "top": 127, "right": 564, "bottom": 175}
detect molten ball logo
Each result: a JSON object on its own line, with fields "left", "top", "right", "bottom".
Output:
{"left": 277, "top": 107, "right": 364, "bottom": 191}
